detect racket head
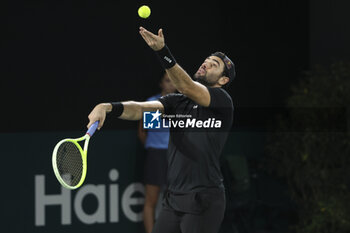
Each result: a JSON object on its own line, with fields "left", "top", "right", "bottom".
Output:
{"left": 52, "top": 138, "right": 87, "bottom": 189}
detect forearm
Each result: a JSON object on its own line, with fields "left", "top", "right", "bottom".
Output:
{"left": 119, "top": 101, "right": 143, "bottom": 121}
{"left": 156, "top": 45, "right": 195, "bottom": 94}
{"left": 94, "top": 101, "right": 146, "bottom": 120}
{"left": 92, "top": 101, "right": 142, "bottom": 121}
{"left": 157, "top": 46, "right": 210, "bottom": 106}
{"left": 155, "top": 44, "right": 210, "bottom": 105}
{"left": 111, "top": 100, "right": 164, "bottom": 121}
{"left": 166, "top": 65, "right": 194, "bottom": 94}
{"left": 88, "top": 100, "right": 163, "bottom": 129}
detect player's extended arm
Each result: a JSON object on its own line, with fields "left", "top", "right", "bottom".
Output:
{"left": 139, "top": 27, "right": 210, "bottom": 107}
{"left": 87, "top": 101, "right": 164, "bottom": 129}
{"left": 165, "top": 65, "right": 210, "bottom": 106}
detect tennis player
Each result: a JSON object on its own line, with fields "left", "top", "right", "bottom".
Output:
{"left": 87, "top": 27, "right": 235, "bottom": 233}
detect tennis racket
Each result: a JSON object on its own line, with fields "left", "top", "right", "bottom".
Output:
{"left": 52, "top": 121, "right": 99, "bottom": 189}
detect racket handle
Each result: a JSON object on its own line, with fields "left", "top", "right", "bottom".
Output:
{"left": 86, "top": 121, "right": 99, "bottom": 137}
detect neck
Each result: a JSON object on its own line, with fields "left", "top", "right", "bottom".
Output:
{"left": 205, "top": 83, "right": 221, "bottom": 88}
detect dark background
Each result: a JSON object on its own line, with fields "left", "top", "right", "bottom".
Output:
{"left": 1, "top": 0, "right": 349, "bottom": 132}
{"left": 0, "top": 0, "right": 306, "bottom": 132}
{"left": 1, "top": 1, "right": 350, "bottom": 233}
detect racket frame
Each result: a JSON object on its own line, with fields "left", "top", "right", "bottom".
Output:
{"left": 52, "top": 134, "right": 91, "bottom": 190}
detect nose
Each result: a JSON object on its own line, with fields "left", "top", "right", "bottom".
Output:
{"left": 204, "top": 60, "right": 214, "bottom": 69}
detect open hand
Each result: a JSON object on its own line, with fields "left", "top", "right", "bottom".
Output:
{"left": 139, "top": 27, "right": 165, "bottom": 51}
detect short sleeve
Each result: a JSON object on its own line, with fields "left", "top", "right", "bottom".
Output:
{"left": 158, "top": 93, "right": 183, "bottom": 115}
{"left": 207, "top": 88, "right": 234, "bottom": 130}
{"left": 208, "top": 87, "right": 233, "bottom": 108}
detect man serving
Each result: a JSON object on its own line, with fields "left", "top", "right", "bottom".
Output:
{"left": 87, "top": 27, "right": 235, "bottom": 233}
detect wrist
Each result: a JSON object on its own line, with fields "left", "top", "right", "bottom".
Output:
{"left": 110, "top": 102, "right": 124, "bottom": 117}
{"left": 99, "top": 103, "right": 113, "bottom": 113}
{"left": 156, "top": 45, "right": 177, "bottom": 69}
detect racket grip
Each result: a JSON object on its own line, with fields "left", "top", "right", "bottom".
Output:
{"left": 86, "top": 121, "right": 99, "bottom": 137}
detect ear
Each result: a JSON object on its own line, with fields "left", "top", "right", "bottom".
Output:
{"left": 218, "top": 76, "right": 230, "bottom": 86}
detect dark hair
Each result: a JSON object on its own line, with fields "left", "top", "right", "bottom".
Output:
{"left": 211, "top": 52, "right": 236, "bottom": 88}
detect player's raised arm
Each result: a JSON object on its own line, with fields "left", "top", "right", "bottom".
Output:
{"left": 139, "top": 27, "right": 212, "bottom": 107}
{"left": 87, "top": 101, "right": 164, "bottom": 129}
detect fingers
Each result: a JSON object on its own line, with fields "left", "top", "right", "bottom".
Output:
{"left": 139, "top": 31, "right": 152, "bottom": 45}
{"left": 139, "top": 27, "right": 158, "bottom": 41}
{"left": 139, "top": 27, "right": 165, "bottom": 51}
{"left": 87, "top": 117, "right": 104, "bottom": 130}
{"left": 87, "top": 104, "right": 106, "bottom": 130}
{"left": 87, "top": 120, "right": 92, "bottom": 129}
{"left": 97, "top": 119, "right": 104, "bottom": 130}
{"left": 139, "top": 27, "right": 153, "bottom": 36}
{"left": 142, "top": 28, "right": 155, "bottom": 38}
{"left": 158, "top": 28, "right": 164, "bottom": 38}
{"left": 140, "top": 30, "right": 151, "bottom": 45}
{"left": 87, "top": 112, "right": 94, "bottom": 128}
{"left": 139, "top": 27, "right": 152, "bottom": 45}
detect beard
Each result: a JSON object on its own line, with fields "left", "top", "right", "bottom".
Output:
{"left": 193, "top": 73, "right": 216, "bottom": 87}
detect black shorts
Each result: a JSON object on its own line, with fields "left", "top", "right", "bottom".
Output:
{"left": 152, "top": 188, "right": 226, "bottom": 233}
{"left": 144, "top": 148, "right": 168, "bottom": 186}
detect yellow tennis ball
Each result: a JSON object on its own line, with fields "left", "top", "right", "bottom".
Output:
{"left": 138, "top": 5, "right": 151, "bottom": 19}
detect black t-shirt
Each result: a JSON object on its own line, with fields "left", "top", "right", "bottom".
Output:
{"left": 158, "top": 87, "right": 233, "bottom": 193}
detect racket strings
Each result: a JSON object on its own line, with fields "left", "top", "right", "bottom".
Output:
{"left": 56, "top": 141, "right": 83, "bottom": 187}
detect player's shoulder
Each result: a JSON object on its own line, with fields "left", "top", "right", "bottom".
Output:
{"left": 160, "top": 92, "right": 184, "bottom": 99}
{"left": 207, "top": 87, "right": 233, "bottom": 108}
{"left": 158, "top": 92, "right": 185, "bottom": 106}
{"left": 208, "top": 87, "right": 232, "bottom": 101}
{"left": 218, "top": 88, "right": 232, "bottom": 100}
